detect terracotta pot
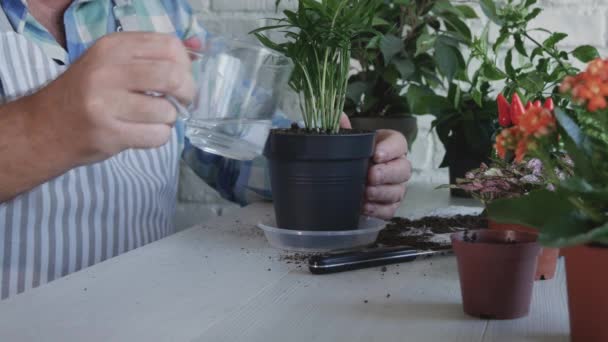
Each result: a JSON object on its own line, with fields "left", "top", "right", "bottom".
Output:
{"left": 564, "top": 244, "right": 608, "bottom": 342}
{"left": 489, "top": 220, "right": 560, "bottom": 280}
{"left": 451, "top": 229, "right": 540, "bottom": 319}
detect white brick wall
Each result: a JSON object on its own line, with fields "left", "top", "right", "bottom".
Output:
{"left": 178, "top": 0, "right": 608, "bottom": 217}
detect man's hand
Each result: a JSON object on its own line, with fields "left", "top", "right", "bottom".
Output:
{"left": 340, "top": 115, "right": 412, "bottom": 220}
{"left": 27, "top": 32, "right": 195, "bottom": 167}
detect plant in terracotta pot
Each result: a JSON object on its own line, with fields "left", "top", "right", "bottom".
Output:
{"left": 252, "top": 0, "right": 380, "bottom": 231}
{"left": 449, "top": 157, "right": 568, "bottom": 281}
{"left": 344, "top": 0, "right": 477, "bottom": 147}
{"left": 487, "top": 58, "right": 608, "bottom": 342}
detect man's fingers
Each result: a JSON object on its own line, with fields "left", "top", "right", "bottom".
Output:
{"left": 366, "top": 184, "right": 407, "bottom": 204}
{"left": 100, "top": 33, "right": 191, "bottom": 67}
{"left": 368, "top": 156, "right": 412, "bottom": 186}
{"left": 340, "top": 113, "right": 352, "bottom": 129}
{"left": 123, "top": 60, "right": 195, "bottom": 104}
{"left": 115, "top": 94, "right": 178, "bottom": 125}
{"left": 374, "top": 129, "right": 408, "bottom": 163}
{"left": 363, "top": 202, "right": 400, "bottom": 220}
{"left": 117, "top": 122, "right": 174, "bottom": 150}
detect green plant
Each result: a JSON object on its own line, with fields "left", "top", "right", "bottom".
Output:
{"left": 344, "top": 0, "right": 477, "bottom": 118}
{"left": 253, "top": 0, "right": 380, "bottom": 133}
{"left": 488, "top": 59, "right": 608, "bottom": 247}
{"left": 432, "top": 0, "right": 599, "bottom": 171}
{"left": 472, "top": 0, "right": 598, "bottom": 104}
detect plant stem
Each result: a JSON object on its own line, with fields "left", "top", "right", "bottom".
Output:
{"left": 522, "top": 32, "right": 570, "bottom": 73}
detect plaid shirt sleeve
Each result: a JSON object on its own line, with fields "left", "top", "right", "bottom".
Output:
{"left": 166, "top": 0, "right": 288, "bottom": 206}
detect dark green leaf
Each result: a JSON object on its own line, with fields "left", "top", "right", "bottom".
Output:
{"left": 415, "top": 32, "right": 436, "bottom": 56}
{"left": 366, "top": 35, "right": 381, "bottom": 49}
{"left": 514, "top": 34, "right": 528, "bottom": 57}
{"left": 455, "top": 5, "right": 478, "bottom": 19}
{"left": 392, "top": 58, "right": 415, "bottom": 79}
{"left": 525, "top": 8, "right": 542, "bottom": 21}
{"left": 406, "top": 85, "right": 451, "bottom": 115}
{"left": 481, "top": 63, "right": 507, "bottom": 81}
{"left": 372, "top": 16, "right": 390, "bottom": 27}
{"left": 530, "top": 46, "right": 544, "bottom": 60}
{"left": 518, "top": 72, "right": 544, "bottom": 94}
{"left": 487, "top": 189, "right": 574, "bottom": 232}
{"left": 380, "top": 34, "right": 403, "bottom": 65}
{"left": 493, "top": 28, "right": 510, "bottom": 52}
{"left": 443, "top": 14, "right": 472, "bottom": 41}
{"left": 572, "top": 45, "right": 600, "bottom": 62}
{"left": 505, "top": 49, "right": 515, "bottom": 76}
{"left": 435, "top": 39, "right": 465, "bottom": 81}
{"left": 480, "top": 0, "right": 501, "bottom": 24}
{"left": 346, "top": 81, "right": 368, "bottom": 103}
{"left": 543, "top": 32, "right": 568, "bottom": 49}
{"left": 524, "top": 0, "right": 538, "bottom": 7}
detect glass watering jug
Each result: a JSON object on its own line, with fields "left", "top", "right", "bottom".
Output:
{"left": 170, "top": 37, "right": 294, "bottom": 161}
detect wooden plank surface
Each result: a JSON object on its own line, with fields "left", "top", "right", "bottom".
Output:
{"left": 0, "top": 185, "right": 569, "bottom": 342}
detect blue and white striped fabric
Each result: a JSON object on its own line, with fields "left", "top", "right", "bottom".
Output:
{"left": 0, "top": 1, "right": 181, "bottom": 299}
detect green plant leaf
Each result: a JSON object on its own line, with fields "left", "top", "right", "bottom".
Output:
{"left": 518, "top": 72, "right": 544, "bottom": 94}
{"left": 455, "top": 5, "right": 478, "bottom": 19}
{"left": 372, "top": 16, "right": 390, "bottom": 27}
{"left": 481, "top": 63, "right": 507, "bottom": 81}
{"left": 538, "top": 213, "right": 605, "bottom": 248}
{"left": 443, "top": 13, "right": 472, "bottom": 41}
{"left": 572, "top": 45, "right": 600, "bottom": 62}
{"left": 434, "top": 38, "right": 465, "bottom": 81}
{"left": 480, "top": 0, "right": 501, "bottom": 24}
{"left": 543, "top": 32, "right": 568, "bottom": 49}
{"left": 505, "top": 49, "right": 515, "bottom": 76}
{"left": 514, "top": 34, "right": 528, "bottom": 57}
{"left": 380, "top": 34, "right": 403, "bottom": 65}
{"left": 525, "top": 8, "right": 542, "bottom": 21}
{"left": 487, "top": 189, "right": 575, "bottom": 232}
{"left": 493, "top": 27, "right": 510, "bottom": 52}
{"left": 406, "top": 85, "right": 451, "bottom": 115}
{"left": 524, "top": 0, "right": 538, "bottom": 7}
{"left": 415, "top": 32, "right": 436, "bottom": 56}
{"left": 392, "top": 58, "right": 415, "bottom": 79}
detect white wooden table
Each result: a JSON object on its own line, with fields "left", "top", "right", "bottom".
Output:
{"left": 0, "top": 184, "right": 569, "bottom": 342}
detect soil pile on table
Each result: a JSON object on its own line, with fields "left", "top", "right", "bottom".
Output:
{"left": 375, "top": 214, "right": 487, "bottom": 251}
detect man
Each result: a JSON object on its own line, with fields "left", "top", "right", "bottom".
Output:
{"left": 0, "top": 0, "right": 411, "bottom": 299}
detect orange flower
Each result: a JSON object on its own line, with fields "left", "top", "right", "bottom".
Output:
{"left": 519, "top": 107, "right": 557, "bottom": 138}
{"left": 495, "top": 126, "right": 523, "bottom": 159}
{"left": 561, "top": 58, "right": 608, "bottom": 112}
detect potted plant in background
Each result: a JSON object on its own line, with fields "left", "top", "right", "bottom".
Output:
{"left": 437, "top": 0, "right": 597, "bottom": 197}
{"left": 448, "top": 95, "right": 572, "bottom": 280}
{"left": 344, "top": 0, "right": 477, "bottom": 147}
{"left": 488, "top": 58, "right": 608, "bottom": 342}
{"left": 253, "top": 0, "right": 380, "bottom": 231}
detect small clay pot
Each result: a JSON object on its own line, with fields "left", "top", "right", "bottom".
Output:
{"left": 488, "top": 220, "right": 560, "bottom": 280}
{"left": 564, "top": 244, "right": 608, "bottom": 342}
{"left": 451, "top": 229, "right": 540, "bottom": 320}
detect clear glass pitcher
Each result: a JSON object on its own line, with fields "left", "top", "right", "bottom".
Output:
{"left": 178, "top": 37, "right": 293, "bottom": 161}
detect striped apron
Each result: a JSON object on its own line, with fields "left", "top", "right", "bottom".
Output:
{"left": 0, "top": 1, "right": 180, "bottom": 299}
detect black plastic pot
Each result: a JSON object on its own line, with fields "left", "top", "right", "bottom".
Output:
{"left": 264, "top": 129, "right": 376, "bottom": 231}
{"left": 350, "top": 115, "right": 418, "bottom": 148}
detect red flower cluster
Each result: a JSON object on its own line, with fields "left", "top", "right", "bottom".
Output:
{"left": 495, "top": 106, "right": 556, "bottom": 162}
{"left": 560, "top": 58, "right": 608, "bottom": 112}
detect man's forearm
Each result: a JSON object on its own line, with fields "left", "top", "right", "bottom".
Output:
{"left": 0, "top": 96, "right": 78, "bottom": 202}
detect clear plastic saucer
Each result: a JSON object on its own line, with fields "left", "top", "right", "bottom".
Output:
{"left": 257, "top": 217, "right": 387, "bottom": 252}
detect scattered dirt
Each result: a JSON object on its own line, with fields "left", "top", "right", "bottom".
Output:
{"left": 376, "top": 214, "right": 487, "bottom": 251}
{"left": 275, "top": 214, "right": 488, "bottom": 267}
